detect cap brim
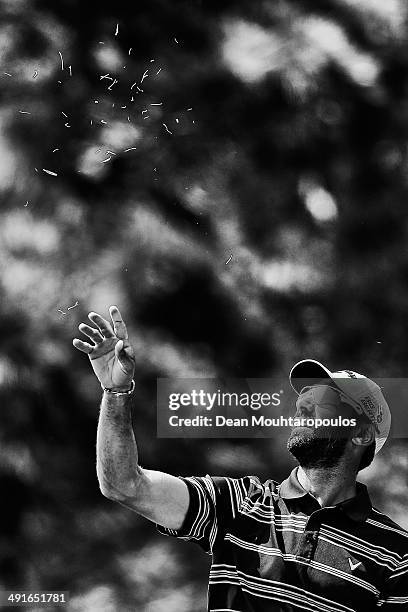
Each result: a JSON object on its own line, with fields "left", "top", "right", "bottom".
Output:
{"left": 289, "top": 359, "right": 334, "bottom": 394}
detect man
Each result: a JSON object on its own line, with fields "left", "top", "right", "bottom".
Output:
{"left": 73, "top": 306, "right": 408, "bottom": 612}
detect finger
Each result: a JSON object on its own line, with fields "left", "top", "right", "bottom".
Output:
{"left": 78, "top": 323, "right": 103, "bottom": 343}
{"left": 73, "top": 338, "right": 94, "bottom": 354}
{"left": 109, "top": 305, "right": 128, "bottom": 340}
{"left": 88, "top": 312, "right": 115, "bottom": 338}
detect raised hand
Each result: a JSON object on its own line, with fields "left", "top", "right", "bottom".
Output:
{"left": 73, "top": 306, "right": 135, "bottom": 391}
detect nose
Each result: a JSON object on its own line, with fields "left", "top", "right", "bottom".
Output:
{"left": 295, "top": 395, "right": 315, "bottom": 418}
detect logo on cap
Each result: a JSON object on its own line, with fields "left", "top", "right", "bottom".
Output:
{"left": 360, "top": 396, "right": 377, "bottom": 421}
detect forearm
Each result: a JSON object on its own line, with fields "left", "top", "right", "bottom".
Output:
{"left": 96, "top": 391, "right": 142, "bottom": 499}
{"left": 96, "top": 387, "right": 190, "bottom": 527}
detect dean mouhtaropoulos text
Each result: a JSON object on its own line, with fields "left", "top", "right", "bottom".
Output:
{"left": 167, "top": 415, "right": 357, "bottom": 428}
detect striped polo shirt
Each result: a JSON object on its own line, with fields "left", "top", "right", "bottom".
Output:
{"left": 156, "top": 467, "right": 408, "bottom": 611}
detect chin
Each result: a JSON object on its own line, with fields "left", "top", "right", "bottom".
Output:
{"left": 287, "top": 427, "right": 348, "bottom": 470}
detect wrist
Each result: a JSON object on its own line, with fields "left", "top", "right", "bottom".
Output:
{"left": 102, "top": 380, "right": 135, "bottom": 395}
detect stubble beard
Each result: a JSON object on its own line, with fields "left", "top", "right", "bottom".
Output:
{"left": 287, "top": 426, "right": 349, "bottom": 469}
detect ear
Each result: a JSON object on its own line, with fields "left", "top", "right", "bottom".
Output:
{"left": 351, "top": 422, "right": 375, "bottom": 448}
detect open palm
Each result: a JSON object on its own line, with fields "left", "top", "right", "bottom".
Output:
{"left": 73, "top": 306, "right": 135, "bottom": 390}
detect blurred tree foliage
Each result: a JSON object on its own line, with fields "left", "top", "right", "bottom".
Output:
{"left": 0, "top": 0, "right": 408, "bottom": 610}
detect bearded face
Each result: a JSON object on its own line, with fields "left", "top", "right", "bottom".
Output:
{"left": 287, "top": 385, "right": 357, "bottom": 469}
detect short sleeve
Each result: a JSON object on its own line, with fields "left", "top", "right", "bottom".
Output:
{"left": 377, "top": 557, "right": 408, "bottom": 608}
{"left": 156, "top": 475, "right": 255, "bottom": 554}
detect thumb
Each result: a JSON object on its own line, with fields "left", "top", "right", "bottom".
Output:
{"left": 115, "top": 340, "right": 135, "bottom": 373}
{"left": 115, "top": 339, "right": 124, "bottom": 356}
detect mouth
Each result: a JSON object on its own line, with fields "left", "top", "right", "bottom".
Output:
{"left": 291, "top": 415, "right": 317, "bottom": 428}
{"left": 288, "top": 425, "right": 316, "bottom": 443}
{"left": 291, "top": 424, "right": 315, "bottom": 432}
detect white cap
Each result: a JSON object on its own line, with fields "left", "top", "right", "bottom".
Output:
{"left": 289, "top": 359, "right": 391, "bottom": 454}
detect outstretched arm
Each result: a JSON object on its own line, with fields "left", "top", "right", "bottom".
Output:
{"left": 73, "top": 306, "right": 189, "bottom": 529}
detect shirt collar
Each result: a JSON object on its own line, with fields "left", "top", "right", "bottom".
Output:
{"left": 279, "top": 467, "right": 372, "bottom": 522}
